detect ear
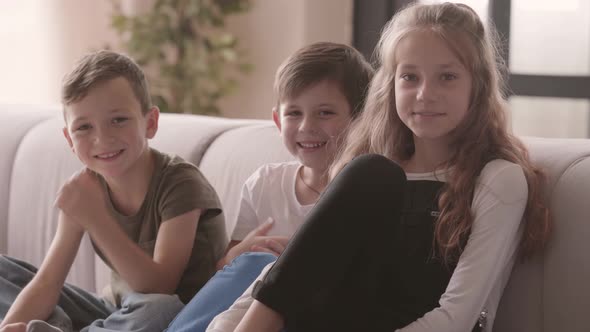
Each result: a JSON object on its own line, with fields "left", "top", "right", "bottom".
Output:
{"left": 272, "top": 107, "right": 281, "bottom": 132}
{"left": 145, "top": 106, "right": 160, "bottom": 139}
{"left": 62, "top": 127, "right": 74, "bottom": 152}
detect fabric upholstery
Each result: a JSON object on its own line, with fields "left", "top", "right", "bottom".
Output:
{"left": 0, "top": 105, "right": 54, "bottom": 253}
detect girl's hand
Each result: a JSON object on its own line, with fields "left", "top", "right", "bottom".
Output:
{"left": 0, "top": 323, "right": 27, "bottom": 332}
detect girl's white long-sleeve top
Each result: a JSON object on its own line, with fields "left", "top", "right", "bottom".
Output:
{"left": 207, "top": 159, "right": 528, "bottom": 332}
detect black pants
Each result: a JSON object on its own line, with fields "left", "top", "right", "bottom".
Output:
{"left": 253, "top": 154, "right": 409, "bottom": 331}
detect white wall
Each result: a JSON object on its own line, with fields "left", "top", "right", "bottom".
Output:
{"left": 0, "top": 0, "right": 353, "bottom": 120}
{"left": 220, "top": 0, "right": 353, "bottom": 119}
{"left": 0, "top": 0, "right": 122, "bottom": 109}
{"left": 0, "top": 1, "right": 59, "bottom": 107}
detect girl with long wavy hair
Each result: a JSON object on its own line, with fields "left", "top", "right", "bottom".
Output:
{"left": 232, "top": 3, "right": 550, "bottom": 332}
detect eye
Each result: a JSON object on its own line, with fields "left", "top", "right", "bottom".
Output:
{"left": 75, "top": 124, "right": 91, "bottom": 131}
{"left": 112, "top": 117, "right": 128, "bottom": 124}
{"left": 441, "top": 73, "right": 457, "bottom": 81}
{"left": 318, "top": 109, "right": 336, "bottom": 117}
{"left": 284, "top": 110, "right": 302, "bottom": 117}
{"left": 400, "top": 73, "right": 418, "bottom": 82}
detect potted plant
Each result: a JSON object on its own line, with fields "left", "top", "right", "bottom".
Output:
{"left": 110, "top": 0, "right": 252, "bottom": 115}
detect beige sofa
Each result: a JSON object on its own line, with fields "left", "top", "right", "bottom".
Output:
{"left": 1, "top": 104, "right": 589, "bottom": 331}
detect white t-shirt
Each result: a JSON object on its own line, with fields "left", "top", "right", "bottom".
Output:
{"left": 209, "top": 159, "right": 527, "bottom": 332}
{"left": 231, "top": 161, "right": 314, "bottom": 241}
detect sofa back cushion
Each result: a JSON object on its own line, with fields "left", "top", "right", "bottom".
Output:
{"left": 494, "top": 137, "right": 590, "bottom": 332}
{"left": 0, "top": 105, "right": 53, "bottom": 254}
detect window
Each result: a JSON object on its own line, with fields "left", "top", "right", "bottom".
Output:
{"left": 510, "top": 0, "right": 589, "bottom": 76}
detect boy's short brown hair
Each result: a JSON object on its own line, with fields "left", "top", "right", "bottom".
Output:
{"left": 274, "top": 42, "right": 374, "bottom": 118}
{"left": 61, "top": 50, "right": 151, "bottom": 114}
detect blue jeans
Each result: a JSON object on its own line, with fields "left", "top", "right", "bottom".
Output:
{"left": 166, "top": 252, "right": 277, "bottom": 332}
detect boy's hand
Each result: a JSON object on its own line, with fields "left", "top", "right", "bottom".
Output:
{"left": 0, "top": 323, "right": 26, "bottom": 332}
{"left": 54, "top": 168, "right": 107, "bottom": 226}
{"left": 227, "top": 218, "right": 290, "bottom": 261}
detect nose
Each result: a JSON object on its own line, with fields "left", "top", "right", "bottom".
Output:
{"left": 299, "top": 115, "right": 318, "bottom": 134}
{"left": 416, "top": 79, "right": 438, "bottom": 103}
{"left": 93, "top": 125, "right": 116, "bottom": 144}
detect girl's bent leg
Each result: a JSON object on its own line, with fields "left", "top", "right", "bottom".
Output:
{"left": 252, "top": 154, "right": 406, "bottom": 331}
{"left": 166, "top": 252, "right": 277, "bottom": 332}
{"left": 234, "top": 300, "right": 284, "bottom": 332}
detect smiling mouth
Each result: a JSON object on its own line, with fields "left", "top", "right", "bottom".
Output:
{"left": 297, "top": 142, "right": 327, "bottom": 149}
{"left": 94, "top": 149, "right": 124, "bottom": 159}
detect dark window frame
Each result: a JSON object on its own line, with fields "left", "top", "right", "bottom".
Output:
{"left": 490, "top": 0, "right": 590, "bottom": 99}
{"left": 353, "top": 0, "right": 414, "bottom": 61}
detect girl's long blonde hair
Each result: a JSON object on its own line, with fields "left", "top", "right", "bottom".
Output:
{"left": 331, "top": 3, "right": 550, "bottom": 262}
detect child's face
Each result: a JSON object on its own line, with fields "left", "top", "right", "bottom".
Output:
{"left": 63, "top": 77, "right": 158, "bottom": 179}
{"left": 274, "top": 80, "right": 352, "bottom": 171}
{"left": 394, "top": 30, "right": 472, "bottom": 145}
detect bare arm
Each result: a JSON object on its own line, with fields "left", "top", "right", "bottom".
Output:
{"left": 234, "top": 300, "right": 284, "bottom": 332}
{"left": 86, "top": 208, "right": 201, "bottom": 294}
{"left": 0, "top": 213, "right": 83, "bottom": 327}
{"left": 0, "top": 323, "right": 26, "bottom": 332}
{"left": 54, "top": 168, "right": 202, "bottom": 294}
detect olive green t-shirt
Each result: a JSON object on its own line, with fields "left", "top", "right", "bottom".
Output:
{"left": 92, "top": 148, "right": 227, "bottom": 306}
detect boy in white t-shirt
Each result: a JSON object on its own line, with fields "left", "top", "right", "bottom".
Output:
{"left": 165, "top": 42, "right": 374, "bottom": 332}
{"left": 229, "top": 161, "right": 313, "bottom": 247}
{"left": 221, "top": 42, "right": 374, "bottom": 265}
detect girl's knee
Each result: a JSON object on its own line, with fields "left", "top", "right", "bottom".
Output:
{"left": 337, "top": 154, "right": 406, "bottom": 195}
{"left": 348, "top": 154, "right": 405, "bottom": 180}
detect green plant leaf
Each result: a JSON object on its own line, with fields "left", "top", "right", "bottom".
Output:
{"left": 108, "top": 0, "right": 251, "bottom": 116}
